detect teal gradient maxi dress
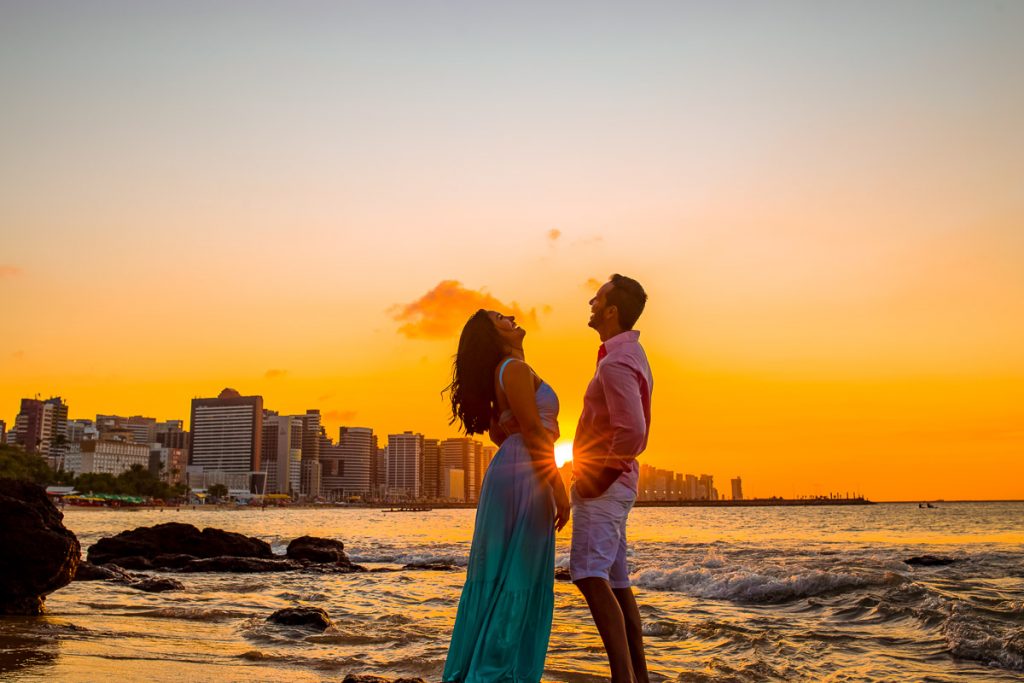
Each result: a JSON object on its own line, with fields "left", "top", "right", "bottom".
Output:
{"left": 442, "top": 374, "right": 559, "bottom": 683}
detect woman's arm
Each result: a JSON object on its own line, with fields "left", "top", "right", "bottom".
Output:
{"left": 500, "top": 360, "right": 570, "bottom": 530}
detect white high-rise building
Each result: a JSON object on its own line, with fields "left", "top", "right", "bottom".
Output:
{"left": 189, "top": 389, "right": 263, "bottom": 476}
{"left": 262, "top": 414, "right": 303, "bottom": 495}
{"left": 386, "top": 432, "right": 423, "bottom": 498}
{"left": 322, "top": 427, "right": 375, "bottom": 498}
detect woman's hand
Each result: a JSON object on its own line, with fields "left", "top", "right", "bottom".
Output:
{"left": 553, "top": 484, "right": 570, "bottom": 532}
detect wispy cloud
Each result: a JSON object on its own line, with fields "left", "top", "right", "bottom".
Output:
{"left": 0, "top": 265, "right": 23, "bottom": 279}
{"left": 584, "top": 277, "right": 604, "bottom": 291}
{"left": 264, "top": 369, "right": 287, "bottom": 379}
{"left": 391, "top": 280, "right": 540, "bottom": 339}
{"left": 323, "top": 409, "right": 358, "bottom": 423}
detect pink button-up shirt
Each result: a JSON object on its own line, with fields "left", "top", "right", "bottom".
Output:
{"left": 572, "top": 330, "right": 653, "bottom": 494}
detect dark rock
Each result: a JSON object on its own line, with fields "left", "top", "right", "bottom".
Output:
{"left": 267, "top": 606, "right": 333, "bottom": 630}
{"left": 286, "top": 535, "right": 349, "bottom": 564}
{"left": 342, "top": 676, "right": 428, "bottom": 683}
{"left": 554, "top": 567, "right": 572, "bottom": 581}
{"left": 110, "top": 555, "right": 155, "bottom": 570}
{"left": 130, "top": 577, "right": 185, "bottom": 592}
{"left": 74, "top": 561, "right": 136, "bottom": 583}
{"left": 303, "top": 561, "right": 366, "bottom": 574}
{"left": 151, "top": 553, "right": 198, "bottom": 569}
{"left": 87, "top": 522, "right": 273, "bottom": 566}
{"left": 402, "top": 561, "right": 458, "bottom": 571}
{"left": 368, "top": 567, "right": 401, "bottom": 573}
{"left": 904, "top": 555, "right": 958, "bottom": 567}
{"left": 179, "top": 556, "right": 301, "bottom": 573}
{"left": 0, "top": 478, "right": 81, "bottom": 615}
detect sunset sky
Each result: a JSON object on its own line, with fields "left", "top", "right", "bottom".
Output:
{"left": 2, "top": 2, "right": 1022, "bottom": 500}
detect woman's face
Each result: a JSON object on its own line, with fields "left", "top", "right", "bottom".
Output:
{"left": 487, "top": 310, "right": 526, "bottom": 349}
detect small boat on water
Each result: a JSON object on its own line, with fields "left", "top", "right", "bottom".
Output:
{"left": 384, "top": 505, "right": 433, "bottom": 513}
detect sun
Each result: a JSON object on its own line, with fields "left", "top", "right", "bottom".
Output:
{"left": 554, "top": 442, "right": 573, "bottom": 468}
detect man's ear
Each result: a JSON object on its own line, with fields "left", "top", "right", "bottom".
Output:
{"left": 605, "top": 305, "right": 618, "bottom": 321}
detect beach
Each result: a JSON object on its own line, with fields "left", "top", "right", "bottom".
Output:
{"left": 1, "top": 502, "right": 1022, "bottom": 681}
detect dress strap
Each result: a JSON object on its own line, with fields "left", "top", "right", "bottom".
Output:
{"left": 498, "top": 357, "right": 518, "bottom": 393}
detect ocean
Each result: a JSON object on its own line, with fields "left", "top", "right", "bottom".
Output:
{"left": 1, "top": 502, "right": 1022, "bottom": 682}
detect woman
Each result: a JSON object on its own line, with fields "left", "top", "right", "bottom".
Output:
{"left": 442, "top": 309, "right": 571, "bottom": 683}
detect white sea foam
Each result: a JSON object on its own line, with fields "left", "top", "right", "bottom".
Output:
{"left": 944, "top": 603, "right": 1024, "bottom": 672}
{"left": 631, "top": 553, "right": 902, "bottom": 603}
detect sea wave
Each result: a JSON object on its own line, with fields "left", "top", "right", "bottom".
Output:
{"left": 348, "top": 552, "right": 468, "bottom": 567}
{"left": 943, "top": 603, "right": 1024, "bottom": 672}
{"left": 632, "top": 561, "right": 903, "bottom": 603}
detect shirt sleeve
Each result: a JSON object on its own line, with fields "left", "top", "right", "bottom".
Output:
{"left": 597, "top": 360, "right": 648, "bottom": 470}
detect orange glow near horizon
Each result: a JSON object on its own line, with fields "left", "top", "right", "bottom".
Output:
{"left": 1, "top": 4, "right": 1022, "bottom": 502}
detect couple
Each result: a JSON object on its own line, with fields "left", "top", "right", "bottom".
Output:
{"left": 443, "top": 274, "right": 654, "bottom": 683}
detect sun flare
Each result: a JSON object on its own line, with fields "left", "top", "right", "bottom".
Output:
{"left": 554, "top": 442, "right": 573, "bottom": 468}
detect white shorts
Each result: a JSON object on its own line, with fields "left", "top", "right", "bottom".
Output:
{"left": 569, "top": 477, "right": 637, "bottom": 589}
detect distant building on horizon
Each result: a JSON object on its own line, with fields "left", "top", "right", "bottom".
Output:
{"left": 189, "top": 388, "right": 263, "bottom": 486}
{"left": 13, "top": 396, "right": 68, "bottom": 463}
{"left": 731, "top": 477, "right": 743, "bottom": 501}
{"left": 0, "top": 419, "right": 6, "bottom": 445}
{"left": 440, "top": 437, "right": 482, "bottom": 502}
{"left": 321, "top": 426, "right": 375, "bottom": 499}
{"left": 261, "top": 412, "right": 303, "bottom": 495}
{"left": 422, "top": 438, "right": 441, "bottom": 499}
{"left": 65, "top": 438, "right": 150, "bottom": 476}
{"left": 387, "top": 431, "right": 423, "bottom": 498}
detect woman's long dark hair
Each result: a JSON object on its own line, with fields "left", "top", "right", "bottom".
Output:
{"left": 446, "top": 309, "right": 506, "bottom": 435}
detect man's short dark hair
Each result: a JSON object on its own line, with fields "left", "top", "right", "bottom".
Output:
{"left": 607, "top": 274, "right": 647, "bottom": 329}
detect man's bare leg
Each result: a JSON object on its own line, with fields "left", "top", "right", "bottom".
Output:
{"left": 575, "top": 577, "right": 636, "bottom": 682}
{"left": 613, "top": 587, "right": 648, "bottom": 683}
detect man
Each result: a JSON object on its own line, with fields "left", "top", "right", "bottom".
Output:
{"left": 571, "top": 274, "right": 653, "bottom": 683}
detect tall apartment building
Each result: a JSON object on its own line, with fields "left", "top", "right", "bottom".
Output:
{"left": 386, "top": 432, "right": 423, "bottom": 498}
{"left": 375, "top": 446, "right": 387, "bottom": 497}
{"left": 482, "top": 446, "right": 497, "bottom": 477}
{"left": 698, "top": 474, "right": 716, "bottom": 501}
{"left": 421, "top": 438, "right": 441, "bottom": 499}
{"left": 0, "top": 419, "right": 6, "bottom": 445}
{"left": 14, "top": 396, "right": 68, "bottom": 460}
{"left": 731, "top": 476, "right": 743, "bottom": 501}
{"left": 300, "top": 410, "right": 322, "bottom": 498}
{"left": 338, "top": 426, "right": 375, "bottom": 497}
{"left": 439, "top": 437, "right": 482, "bottom": 502}
{"left": 261, "top": 413, "right": 303, "bottom": 495}
{"left": 684, "top": 474, "right": 698, "bottom": 500}
{"left": 189, "top": 388, "right": 263, "bottom": 486}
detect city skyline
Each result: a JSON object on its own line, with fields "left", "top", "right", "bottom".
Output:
{"left": 2, "top": 3, "right": 1022, "bottom": 502}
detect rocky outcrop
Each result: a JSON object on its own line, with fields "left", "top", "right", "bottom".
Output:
{"left": 179, "top": 557, "right": 301, "bottom": 573}
{"left": 286, "top": 535, "right": 349, "bottom": 564}
{"left": 130, "top": 577, "right": 185, "bottom": 592}
{"left": 554, "top": 567, "right": 572, "bottom": 581}
{"left": 88, "top": 522, "right": 273, "bottom": 566}
{"left": 904, "top": 555, "right": 958, "bottom": 567}
{"left": 267, "top": 606, "right": 333, "bottom": 630}
{"left": 0, "top": 478, "right": 81, "bottom": 615}
{"left": 342, "top": 676, "right": 428, "bottom": 683}
{"left": 84, "top": 525, "right": 367, "bottom": 574}
{"left": 74, "top": 561, "right": 137, "bottom": 583}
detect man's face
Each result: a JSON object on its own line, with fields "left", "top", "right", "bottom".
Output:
{"left": 588, "top": 281, "right": 615, "bottom": 330}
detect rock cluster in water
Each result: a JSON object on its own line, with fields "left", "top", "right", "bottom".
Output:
{"left": 0, "top": 478, "right": 81, "bottom": 615}
{"left": 267, "top": 606, "right": 334, "bottom": 631}
{"left": 342, "top": 676, "right": 428, "bottom": 683}
{"left": 85, "top": 522, "right": 364, "bottom": 574}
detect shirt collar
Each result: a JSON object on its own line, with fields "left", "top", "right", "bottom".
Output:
{"left": 600, "top": 330, "right": 640, "bottom": 355}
